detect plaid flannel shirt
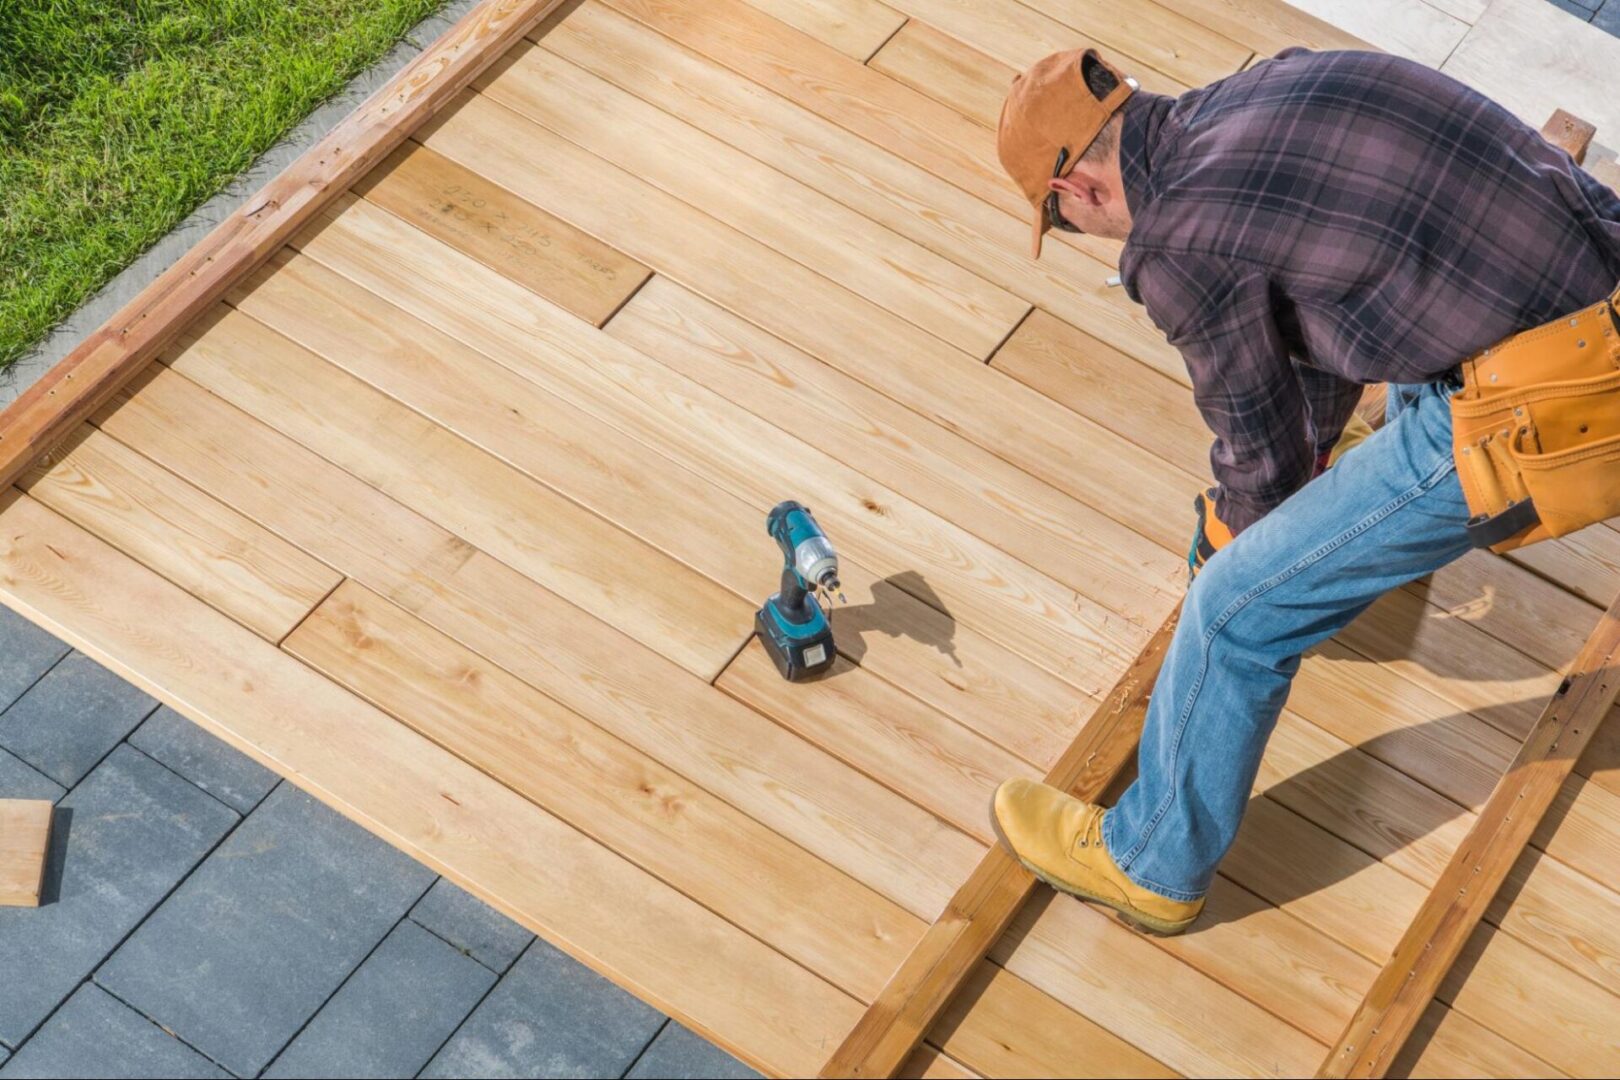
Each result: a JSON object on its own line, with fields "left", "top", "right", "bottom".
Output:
{"left": 1118, "top": 48, "right": 1620, "bottom": 536}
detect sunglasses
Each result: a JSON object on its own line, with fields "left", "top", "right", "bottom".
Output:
{"left": 1044, "top": 146, "right": 1082, "bottom": 234}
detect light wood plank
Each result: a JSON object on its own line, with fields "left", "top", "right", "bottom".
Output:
{"left": 539, "top": 1, "right": 1181, "bottom": 376}
{"left": 738, "top": 0, "right": 906, "bottom": 59}
{"left": 0, "top": 0, "right": 568, "bottom": 495}
{"left": 820, "top": 606, "right": 1176, "bottom": 1078}
{"left": 1508, "top": 519, "right": 1620, "bottom": 609}
{"left": 0, "top": 490, "right": 858, "bottom": 1076}
{"left": 96, "top": 366, "right": 982, "bottom": 918}
{"left": 1282, "top": 0, "right": 1465, "bottom": 65}
{"left": 607, "top": 276, "right": 1183, "bottom": 687}
{"left": 865, "top": 21, "right": 1012, "bottom": 129}
{"left": 422, "top": 91, "right": 1198, "bottom": 556}
{"left": 1487, "top": 848, "right": 1620, "bottom": 998}
{"left": 288, "top": 193, "right": 1151, "bottom": 713}
{"left": 478, "top": 42, "right": 1029, "bottom": 360}
{"left": 1322, "top": 592, "right": 1620, "bottom": 1076}
{"left": 1390, "top": 1002, "right": 1566, "bottom": 1079}
{"left": 591, "top": 0, "right": 1127, "bottom": 269}
{"left": 20, "top": 425, "right": 340, "bottom": 643}
{"left": 992, "top": 309, "right": 1206, "bottom": 466}
{"left": 287, "top": 579, "right": 922, "bottom": 1001}
{"left": 1287, "top": 639, "right": 1518, "bottom": 810}
{"left": 353, "top": 142, "right": 650, "bottom": 326}
{"left": 997, "top": 895, "right": 1328, "bottom": 1078}
{"left": 1443, "top": 0, "right": 1620, "bottom": 139}
{"left": 898, "top": 1045, "right": 978, "bottom": 1079}
{"left": 1334, "top": 583, "right": 1561, "bottom": 746}
{"left": 721, "top": 639, "right": 1037, "bottom": 844}
{"left": 871, "top": 0, "right": 1205, "bottom": 91}
{"left": 1222, "top": 796, "right": 1427, "bottom": 964}
{"left": 168, "top": 301, "right": 754, "bottom": 681}
{"left": 934, "top": 962, "right": 1176, "bottom": 1079}
{"left": 0, "top": 799, "right": 52, "bottom": 907}
{"left": 1166, "top": 0, "right": 1372, "bottom": 57}
{"left": 1438, "top": 925, "right": 1620, "bottom": 1077}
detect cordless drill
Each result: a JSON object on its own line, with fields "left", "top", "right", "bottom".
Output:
{"left": 757, "top": 500, "right": 844, "bottom": 681}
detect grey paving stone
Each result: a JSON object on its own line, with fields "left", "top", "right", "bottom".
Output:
{"left": 422, "top": 939, "right": 664, "bottom": 1079}
{"left": 0, "top": 746, "right": 236, "bottom": 1047}
{"left": 1548, "top": 0, "right": 1597, "bottom": 19}
{"left": 0, "top": 609, "right": 68, "bottom": 715}
{"left": 265, "top": 919, "right": 496, "bottom": 1079}
{"left": 96, "top": 785, "right": 435, "bottom": 1077}
{"left": 1594, "top": 0, "right": 1620, "bottom": 32}
{"left": 0, "top": 984, "right": 228, "bottom": 1079}
{"left": 1567, "top": 0, "right": 1604, "bottom": 13}
{"left": 129, "top": 707, "right": 278, "bottom": 815}
{"left": 0, "top": 652, "right": 157, "bottom": 787}
{"left": 0, "top": 748, "right": 64, "bottom": 804}
{"left": 627, "top": 1022, "right": 762, "bottom": 1080}
{"left": 409, "top": 878, "right": 534, "bottom": 973}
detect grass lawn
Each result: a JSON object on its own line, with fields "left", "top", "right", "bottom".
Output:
{"left": 0, "top": 0, "right": 448, "bottom": 371}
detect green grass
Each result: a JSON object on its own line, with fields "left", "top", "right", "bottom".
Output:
{"left": 0, "top": 0, "right": 448, "bottom": 370}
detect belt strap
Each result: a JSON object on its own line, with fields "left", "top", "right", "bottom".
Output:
{"left": 1466, "top": 499, "right": 1540, "bottom": 549}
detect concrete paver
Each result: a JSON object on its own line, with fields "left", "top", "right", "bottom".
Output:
{"left": 129, "top": 707, "right": 278, "bottom": 815}
{"left": 96, "top": 785, "right": 435, "bottom": 1077}
{"left": 0, "top": 984, "right": 227, "bottom": 1080}
{"left": 628, "top": 1022, "right": 763, "bottom": 1080}
{"left": 409, "top": 878, "right": 535, "bottom": 974}
{"left": 266, "top": 919, "right": 496, "bottom": 1079}
{"left": 0, "top": 609, "right": 68, "bottom": 716}
{"left": 0, "top": 749, "right": 64, "bottom": 805}
{"left": 421, "top": 939, "right": 664, "bottom": 1079}
{"left": 0, "top": 653, "right": 157, "bottom": 788}
{"left": 0, "top": 745, "right": 235, "bottom": 1047}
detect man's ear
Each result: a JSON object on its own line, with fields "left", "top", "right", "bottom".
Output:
{"left": 1050, "top": 169, "right": 1107, "bottom": 206}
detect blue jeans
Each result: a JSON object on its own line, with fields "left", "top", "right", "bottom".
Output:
{"left": 1102, "top": 379, "right": 1474, "bottom": 900}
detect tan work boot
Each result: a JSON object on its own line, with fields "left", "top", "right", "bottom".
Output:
{"left": 991, "top": 778, "right": 1204, "bottom": 935}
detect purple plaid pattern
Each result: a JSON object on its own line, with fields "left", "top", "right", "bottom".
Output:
{"left": 1118, "top": 48, "right": 1620, "bottom": 534}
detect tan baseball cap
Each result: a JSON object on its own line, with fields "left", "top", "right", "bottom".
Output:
{"left": 997, "top": 49, "right": 1136, "bottom": 258}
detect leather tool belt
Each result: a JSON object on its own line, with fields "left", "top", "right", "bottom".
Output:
{"left": 1450, "top": 281, "right": 1620, "bottom": 553}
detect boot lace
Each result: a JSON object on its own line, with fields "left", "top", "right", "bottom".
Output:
{"left": 1074, "top": 807, "right": 1106, "bottom": 850}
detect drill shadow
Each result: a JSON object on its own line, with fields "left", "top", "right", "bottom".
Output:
{"left": 824, "top": 570, "right": 961, "bottom": 672}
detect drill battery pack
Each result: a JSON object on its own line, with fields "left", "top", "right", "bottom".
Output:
{"left": 756, "top": 596, "right": 837, "bottom": 682}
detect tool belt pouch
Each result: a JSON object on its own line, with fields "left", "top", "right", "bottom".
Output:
{"left": 1450, "top": 283, "right": 1620, "bottom": 553}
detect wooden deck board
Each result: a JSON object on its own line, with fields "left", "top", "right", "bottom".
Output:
{"left": 5, "top": 0, "right": 1620, "bottom": 1073}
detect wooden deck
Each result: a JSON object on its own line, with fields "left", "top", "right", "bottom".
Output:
{"left": 3, "top": 0, "right": 1620, "bottom": 1075}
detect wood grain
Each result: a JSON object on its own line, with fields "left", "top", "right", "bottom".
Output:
{"left": 0, "top": 491, "right": 863, "bottom": 1076}
{"left": 478, "top": 40, "right": 1030, "bottom": 360}
{"left": 591, "top": 0, "right": 1128, "bottom": 268}
{"left": 0, "top": 0, "right": 566, "bottom": 495}
{"left": 818, "top": 604, "right": 1177, "bottom": 1078}
{"left": 20, "top": 425, "right": 341, "bottom": 642}
{"left": 1319, "top": 589, "right": 1620, "bottom": 1077}
{"left": 538, "top": 1, "right": 1177, "bottom": 374}
{"left": 738, "top": 0, "right": 906, "bottom": 59}
{"left": 284, "top": 194, "right": 1151, "bottom": 709}
{"left": 0, "top": 799, "right": 53, "bottom": 907}
{"left": 865, "top": 21, "right": 1013, "bottom": 129}
{"left": 353, "top": 142, "right": 650, "bottom": 326}
{"left": 95, "top": 366, "right": 984, "bottom": 920}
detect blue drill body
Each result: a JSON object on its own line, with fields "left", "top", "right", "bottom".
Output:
{"left": 757, "top": 501, "right": 840, "bottom": 681}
